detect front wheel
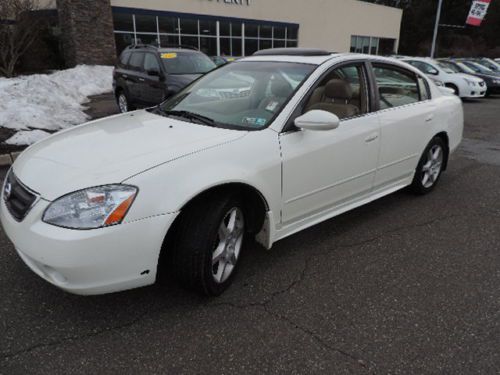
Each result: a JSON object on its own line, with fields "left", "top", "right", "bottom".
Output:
{"left": 410, "top": 137, "right": 446, "bottom": 195}
{"left": 172, "top": 194, "right": 246, "bottom": 296}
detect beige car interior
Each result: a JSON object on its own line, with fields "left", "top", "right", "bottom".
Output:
{"left": 305, "top": 66, "right": 367, "bottom": 119}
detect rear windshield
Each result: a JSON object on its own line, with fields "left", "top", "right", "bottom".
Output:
{"left": 160, "top": 51, "right": 216, "bottom": 75}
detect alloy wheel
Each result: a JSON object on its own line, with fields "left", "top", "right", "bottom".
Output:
{"left": 212, "top": 207, "right": 245, "bottom": 284}
{"left": 118, "top": 94, "right": 128, "bottom": 113}
{"left": 421, "top": 144, "right": 443, "bottom": 188}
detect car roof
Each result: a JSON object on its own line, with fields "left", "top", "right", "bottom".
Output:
{"left": 239, "top": 52, "right": 415, "bottom": 67}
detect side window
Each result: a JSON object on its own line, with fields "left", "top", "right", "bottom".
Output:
{"left": 417, "top": 76, "right": 431, "bottom": 101}
{"left": 304, "top": 64, "right": 368, "bottom": 120}
{"left": 409, "top": 61, "right": 437, "bottom": 76}
{"left": 119, "top": 52, "right": 130, "bottom": 68}
{"left": 128, "top": 52, "right": 144, "bottom": 71}
{"left": 144, "top": 53, "right": 160, "bottom": 72}
{"left": 373, "top": 65, "right": 419, "bottom": 110}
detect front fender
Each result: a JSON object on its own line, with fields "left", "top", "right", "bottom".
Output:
{"left": 122, "top": 129, "right": 283, "bottom": 228}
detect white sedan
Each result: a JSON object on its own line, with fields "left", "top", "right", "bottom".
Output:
{"left": 1, "top": 50, "right": 463, "bottom": 296}
{"left": 402, "top": 57, "right": 486, "bottom": 98}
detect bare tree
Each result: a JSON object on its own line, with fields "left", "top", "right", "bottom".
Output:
{"left": 0, "top": 0, "right": 52, "bottom": 77}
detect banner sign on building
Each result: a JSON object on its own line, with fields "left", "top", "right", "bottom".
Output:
{"left": 466, "top": 0, "right": 492, "bottom": 26}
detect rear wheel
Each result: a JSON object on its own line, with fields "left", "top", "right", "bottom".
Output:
{"left": 172, "top": 194, "right": 246, "bottom": 296}
{"left": 410, "top": 137, "right": 446, "bottom": 195}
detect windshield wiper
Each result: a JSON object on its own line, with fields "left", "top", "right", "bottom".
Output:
{"left": 153, "top": 106, "right": 217, "bottom": 127}
{"left": 159, "top": 109, "right": 218, "bottom": 127}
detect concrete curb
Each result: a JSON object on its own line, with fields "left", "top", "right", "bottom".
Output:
{"left": 0, "top": 152, "right": 22, "bottom": 167}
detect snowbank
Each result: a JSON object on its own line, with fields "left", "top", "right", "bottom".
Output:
{"left": 0, "top": 65, "right": 114, "bottom": 145}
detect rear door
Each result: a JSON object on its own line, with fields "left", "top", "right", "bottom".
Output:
{"left": 142, "top": 53, "right": 166, "bottom": 105}
{"left": 371, "top": 63, "right": 434, "bottom": 192}
{"left": 127, "top": 52, "right": 145, "bottom": 102}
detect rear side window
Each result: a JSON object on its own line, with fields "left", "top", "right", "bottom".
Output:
{"left": 129, "top": 52, "right": 144, "bottom": 71}
{"left": 144, "top": 53, "right": 160, "bottom": 72}
{"left": 119, "top": 51, "right": 130, "bottom": 67}
{"left": 373, "top": 65, "right": 419, "bottom": 110}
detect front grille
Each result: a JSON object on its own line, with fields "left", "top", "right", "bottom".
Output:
{"left": 3, "top": 172, "right": 38, "bottom": 221}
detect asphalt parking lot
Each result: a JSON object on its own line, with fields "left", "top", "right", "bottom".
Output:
{"left": 1, "top": 96, "right": 499, "bottom": 374}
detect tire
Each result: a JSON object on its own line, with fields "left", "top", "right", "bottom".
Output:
{"left": 171, "top": 193, "right": 246, "bottom": 296}
{"left": 410, "top": 136, "right": 446, "bottom": 195}
{"left": 116, "top": 90, "right": 135, "bottom": 113}
{"left": 445, "top": 83, "right": 459, "bottom": 96}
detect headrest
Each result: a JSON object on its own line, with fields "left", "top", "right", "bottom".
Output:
{"left": 270, "top": 79, "right": 293, "bottom": 97}
{"left": 324, "top": 79, "right": 353, "bottom": 100}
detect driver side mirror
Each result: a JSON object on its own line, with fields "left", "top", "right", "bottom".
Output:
{"left": 428, "top": 68, "right": 439, "bottom": 76}
{"left": 295, "top": 110, "right": 340, "bottom": 131}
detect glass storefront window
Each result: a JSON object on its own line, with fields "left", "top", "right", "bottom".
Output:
{"left": 200, "top": 37, "right": 217, "bottom": 56}
{"left": 245, "top": 38, "right": 258, "bottom": 56}
{"left": 260, "top": 25, "right": 272, "bottom": 38}
{"left": 220, "top": 37, "right": 231, "bottom": 55}
{"left": 274, "top": 26, "right": 286, "bottom": 39}
{"left": 136, "top": 33, "right": 159, "bottom": 46}
{"left": 245, "top": 23, "right": 258, "bottom": 37}
{"left": 232, "top": 38, "right": 242, "bottom": 56}
{"left": 260, "top": 39, "right": 272, "bottom": 50}
{"left": 112, "top": 10, "right": 299, "bottom": 57}
{"left": 220, "top": 21, "right": 231, "bottom": 36}
{"left": 115, "top": 33, "right": 134, "bottom": 52}
{"left": 135, "top": 14, "right": 157, "bottom": 33}
{"left": 199, "top": 20, "right": 216, "bottom": 36}
{"left": 158, "top": 16, "right": 178, "bottom": 34}
{"left": 180, "top": 18, "right": 198, "bottom": 35}
{"left": 182, "top": 36, "right": 199, "bottom": 50}
{"left": 350, "top": 35, "right": 390, "bottom": 55}
{"left": 232, "top": 23, "right": 242, "bottom": 37}
{"left": 113, "top": 13, "right": 134, "bottom": 31}
{"left": 273, "top": 39, "right": 285, "bottom": 48}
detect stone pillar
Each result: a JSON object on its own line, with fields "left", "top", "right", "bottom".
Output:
{"left": 57, "top": 0, "right": 116, "bottom": 67}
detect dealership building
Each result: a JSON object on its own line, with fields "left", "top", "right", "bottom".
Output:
{"left": 43, "top": 0, "right": 403, "bottom": 67}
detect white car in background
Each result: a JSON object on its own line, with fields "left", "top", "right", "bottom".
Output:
{"left": 1, "top": 49, "right": 463, "bottom": 297}
{"left": 402, "top": 57, "right": 486, "bottom": 98}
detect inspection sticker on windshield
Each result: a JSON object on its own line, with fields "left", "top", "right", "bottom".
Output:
{"left": 243, "top": 117, "right": 267, "bottom": 127}
{"left": 161, "top": 53, "right": 177, "bottom": 59}
{"left": 265, "top": 101, "right": 279, "bottom": 112}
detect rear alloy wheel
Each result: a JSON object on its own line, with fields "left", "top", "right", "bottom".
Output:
{"left": 117, "top": 92, "right": 129, "bottom": 113}
{"left": 172, "top": 194, "right": 246, "bottom": 296}
{"left": 410, "top": 137, "right": 446, "bottom": 194}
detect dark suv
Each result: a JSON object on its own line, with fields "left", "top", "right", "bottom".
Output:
{"left": 113, "top": 45, "right": 216, "bottom": 113}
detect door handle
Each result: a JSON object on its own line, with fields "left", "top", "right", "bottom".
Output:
{"left": 122, "top": 74, "right": 128, "bottom": 79}
{"left": 365, "top": 133, "right": 379, "bottom": 143}
{"left": 138, "top": 78, "right": 145, "bottom": 82}
{"left": 425, "top": 114, "right": 434, "bottom": 122}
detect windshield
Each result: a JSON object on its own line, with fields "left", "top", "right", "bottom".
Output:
{"left": 469, "top": 62, "right": 493, "bottom": 73}
{"left": 160, "top": 51, "right": 216, "bottom": 74}
{"left": 456, "top": 62, "right": 476, "bottom": 74}
{"left": 479, "top": 58, "right": 500, "bottom": 71}
{"left": 438, "top": 62, "right": 460, "bottom": 74}
{"left": 159, "top": 61, "right": 315, "bottom": 130}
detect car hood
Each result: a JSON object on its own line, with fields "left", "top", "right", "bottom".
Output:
{"left": 13, "top": 110, "right": 247, "bottom": 201}
{"left": 456, "top": 73, "right": 484, "bottom": 83}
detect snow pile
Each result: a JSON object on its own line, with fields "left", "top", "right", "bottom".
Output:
{"left": 0, "top": 65, "right": 114, "bottom": 145}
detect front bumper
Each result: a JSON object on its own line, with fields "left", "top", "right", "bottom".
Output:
{"left": 462, "top": 87, "right": 486, "bottom": 98}
{"left": 1, "top": 197, "right": 178, "bottom": 295}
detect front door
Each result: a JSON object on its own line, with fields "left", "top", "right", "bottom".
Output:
{"left": 280, "top": 63, "right": 380, "bottom": 225}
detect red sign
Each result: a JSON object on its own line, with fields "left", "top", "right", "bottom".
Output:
{"left": 466, "top": 0, "right": 492, "bottom": 26}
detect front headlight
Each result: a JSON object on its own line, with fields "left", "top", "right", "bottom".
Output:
{"left": 43, "top": 185, "right": 138, "bottom": 229}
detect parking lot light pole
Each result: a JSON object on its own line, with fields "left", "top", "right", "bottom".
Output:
{"left": 430, "top": 0, "right": 444, "bottom": 58}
